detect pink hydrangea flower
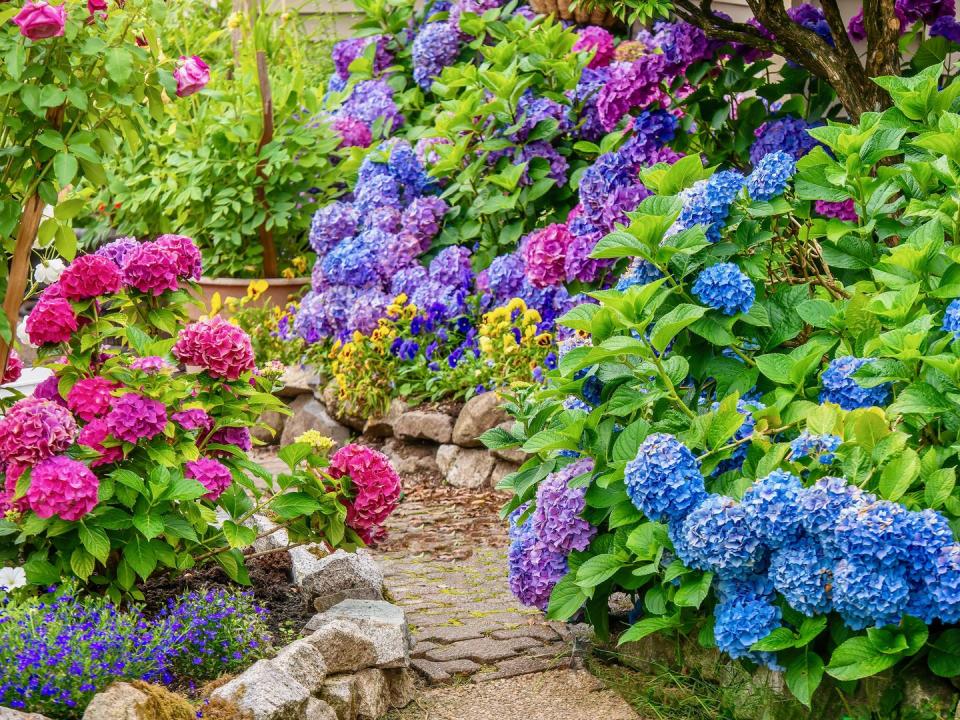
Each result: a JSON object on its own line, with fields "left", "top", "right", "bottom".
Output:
{"left": 172, "top": 316, "right": 256, "bottom": 381}
{"left": 121, "top": 241, "right": 180, "bottom": 295}
{"left": 66, "top": 377, "right": 117, "bottom": 421}
{"left": 185, "top": 458, "right": 232, "bottom": 501}
{"left": 154, "top": 235, "right": 202, "bottom": 280}
{"left": 13, "top": 1, "right": 66, "bottom": 40}
{"left": 0, "top": 397, "right": 77, "bottom": 465}
{"left": 814, "top": 199, "right": 857, "bottom": 222}
{"left": 3, "top": 349, "right": 23, "bottom": 384}
{"left": 32, "top": 373, "right": 65, "bottom": 405}
{"left": 171, "top": 408, "right": 214, "bottom": 433}
{"left": 209, "top": 426, "right": 252, "bottom": 452}
{"left": 573, "top": 26, "right": 615, "bottom": 68}
{"left": 174, "top": 56, "right": 210, "bottom": 98}
{"left": 25, "top": 455, "right": 99, "bottom": 521}
{"left": 88, "top": 0, "right": 108, "bottom": 16}
{"left": 1, "top": 462, "right": 29, "bottom": 514}
{"left": 105, "top": 393, "right": 168, "bottom": 443}
{"left": 130, "top": 356, "right": 173, "bottom": 373}
{"left": 77, "top": 418, "right": 123, "bottom": 467}
{"left": 332, "top": 116, "right": 372, "bottom": 149}
{"left": 328, "top": 444, "right": 401, "bottom": 545}
{"left": 521, "top": 224, "right": 573, "bottom": 288}
{"left": 25, "top": 297, "right": 78, "bottom": 345}
{"left": 57, "top": 254, "right": 122, "bottom": 300}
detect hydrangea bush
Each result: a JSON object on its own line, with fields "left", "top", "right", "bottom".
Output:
{"left": 487, "top": 66, "right": 960, "bottom": 708}
{"left": 0, "top": 235, "right": 400, "bottom": 599}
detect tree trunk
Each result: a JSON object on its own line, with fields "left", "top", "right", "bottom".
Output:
{"left": 250, "top": 2, "right": 278, "bottom": 278}
{"left": 0, "top": 194, "right": 44, "bottom": 374}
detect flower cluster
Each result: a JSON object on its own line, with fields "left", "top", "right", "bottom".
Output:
{"left": 173, "top": 315, "right": 256, "bottom": 381}
{"left": 692, "top": 263, "right": 755, "bottom": 316}
{"left": 819, "top": 356, "right": 892, "bottom": 410}
{"left": 508, "top": 506, "right": 570, "bottom": 610}
{"left": 327, "top": 443, "right": 402, "bottom": 545}
{"left": 531, "top": 459, "right": 597, "bottom": 553}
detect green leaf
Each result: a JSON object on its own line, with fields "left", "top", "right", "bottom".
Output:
{"left": 649, "top": 304, "right": 706, "bottom": 354}
{"left": 480, "top": 427, "right": 521, "bottom": 450}
{"left": 105, "top": 48, "right": 133, "bottom": 83}
{"left": 925, "top": 468, "right": 955, "bottom": 509}
{"left": 888, "top": 382, "right": 954, "bottom": 416}
{"left": 825, "top": 637, "right": 900, "bottom": 681}
{"left": 70, "top": 547, "right": 95, "bottom": 581}
{"left": 216, "top": 548, "right": 251, "bottom": 585}
{"left": 124, "top": 536, "right": 158, "bottom": 581}
{"left": 278, "top": 442, "right": 313, "bottom": 470}
{"left": 24, "top": 554, "right": 60, "bottom": 585}
{"left": 617, "top": 614, "right": 681, "bottom": 645}
{"left": 270, "top": 492, "right": 322, "bottom": 519}
{"left": 673, "top": 572, "right": 713, "bottom": 608}
{"left": 785, "top": 651, "right": 824, "bottom": 708}
{"left": 53, "top": 153, "right": 78, "bottom": 188}
{"left": 162, "top": 476, "right": 207, "bottom": 502}
{"left": 546, "top": 574, "right": 588, "bottom": 621}
{"left": 928, "top": 629, "right": 960, "bottom": 677}
{"left": 878, "top": 449, "right": 921, "bottom": 501}
{"left": 132, "top": 512, "right": 165, "bottom": 540}
{"left": 755, "top": 354, "right": 793, "bottom": 385}
{"left": 78, "top": 524, "right": 110, "bottom": 563}
{"left": 223, "top": 520, "right": 258, "bottom": 549}
{"left": 575, "top": 553, "right": 624, "bottom": 589}
{"left": 612, "top": 419, "right": 650, "bottom": 463}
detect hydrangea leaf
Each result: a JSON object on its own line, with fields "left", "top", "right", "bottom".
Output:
{"left": 546, "top": 574, "right": 587, "bottom": 621}
{"left": 617, "top": 614, "right": 681, "bottom": 646}
{"left": 785, "top": 651, "right": 824, "bottom": 708}
{"left": 825, "top": 637, "right": 901, "bottom": 681}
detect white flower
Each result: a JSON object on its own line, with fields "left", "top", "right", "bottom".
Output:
{"left": 16, "top": 317, "right": 35, "bottom": 349}
{"left": 0, "top": 566, "right": 27, "bottom": 591}
{"left": 34, "top": 258, "right": 66, "bottom": 285}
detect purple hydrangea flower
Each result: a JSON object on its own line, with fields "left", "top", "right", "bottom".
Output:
{"left": 597, "top": 55, "right": 668, "bottom": 131}
{"left": 309, "top": 201, "right": 359, "bottom": 255}
{"left": 507, "top": 516, "right": 569, "bottom": 610}
{"left": 532, "top": 459, "right": 597, "bottom": 553}
{"left": 412, "top": 21, "right": 460, "bottom": 89}
{"left": 95, "top": 236, "right": 139, "bottom": 268}
{"left": 750, "top": 116, "right": 820, "bottom": 164}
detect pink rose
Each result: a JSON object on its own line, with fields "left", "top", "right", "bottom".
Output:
{"left": 87, "top": 0, "right": 107, "bottom": 14}
{"left": 13, "top": 1, "right": 66, "bottom": 40}
{"left": 174, "top": 56, "right": 210, "bottom": 98}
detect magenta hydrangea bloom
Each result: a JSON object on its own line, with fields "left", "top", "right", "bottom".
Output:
{"left": 25, "top": 297, "right": 78, "bottom": 345}
{"left": 0, "top": 397, "right": 77, "bottom": 465}
{"left": 814, "top": 199, "right": 857, "bottom": 222}
{"left": 122, "top": 241, "right": 180, "bottom": 295}
{"left": 130, "top": 356, "right": 173, "bottom": 373}
{"left": 3, "top": 348, "right": 23, "bottom": 384}
{"left": 597, "top": 55, "right": 668, "bottom": 131}
{"left": 532, "top": 459, "right": 597, "bottom": 553}
{"left": 105, "top": 393, "right": 168, "bottom": 443}
{"left": 1, "top": 462, "right": 28, "bottom": 514}
{"left": 209, "top": 426, "right": 252, "bottom": 452}
{"left": 77, "top": 418, "right": 123, "bottom": 467}
{"left": 328, "top": 444, "right": 402, "bottom": 545}
{"left": 332, "top": 115, "right": 372, "bottom": 148}
{"left": 25, "top": 455, "right": 99, "bottom": 522}
{"left": 172, "top": 316, "right": 256, "bottom": 381}
{"left": 564, "top": 231, "right": 610, "bottom": 283}
{"left": 522, "top": 224, "right": 573, "bottom": 288}
{"left": 185, "top": 458, "right": 233, "bottom": 501}
{"left": 57, "top": 254, "right": 122, "bottom": 301}
{"left": 171, "top": 408, "right": 214, "bottom": 434}
{"left": 573, "top": 26, "right": 615, "bottom": 68}
{"left": 31, "top": 373, "right": 65, "bottom": 406}
{"left": 66, "top": 377, "right": 117, "bottom": 422}
{"left": 155, "top": 234, "right": 202, "bottom": 280}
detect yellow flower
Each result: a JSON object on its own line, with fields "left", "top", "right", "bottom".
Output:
{"left": 247, "top": 279, "right": 269, "bottom": 300}
{"left": 535, "top": 333, "right": 553, "bottom": 346}
{"left": 281, "top": 268, "right": 295, "bottom": 279}
{"left": 392, "top": 293, "right": 408, "bottom": 305}
{"left": 292, "top": 255, "right": 308, "bottom": 273}
{"left": 208, "top": 291, "right": 223, "bottom": 316}
{"left": 296, "top": 430, "right": 336, "bottom": 456}
{"left": 403, "top": 304, "right": 418, "bottom": 319}
{"left": 479, "top": 337, "right": 494, "bottom": 354}
{"left": 506, "top": 298, "right": 527, "bottom": 313}
{"left": 523, "top": 309, "right": 542, "bottom": 325}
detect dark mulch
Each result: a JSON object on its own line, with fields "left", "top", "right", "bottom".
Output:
{"left": 141, "top": 550, "right": 314, "bottom": 644}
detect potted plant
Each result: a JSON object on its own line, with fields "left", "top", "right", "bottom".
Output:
{"left": 86, "top": 1, "right": 342, "bottom": 313}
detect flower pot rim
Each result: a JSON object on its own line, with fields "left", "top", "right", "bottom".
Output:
{"left": 198, "top": 276, "right": 310, "bottom": 286}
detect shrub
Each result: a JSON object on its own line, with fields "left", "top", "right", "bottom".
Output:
{"left": 0, "top": 236, "right": 400, "bottom": 597}
{"left": 0, "top": 585, "right": 268, "bottom": 719}
{"left": 490, "top": 65, "right": 960, "bottom": 708}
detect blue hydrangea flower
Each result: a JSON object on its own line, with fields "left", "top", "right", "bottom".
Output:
{"left": 741, "top": 470, "right": 804, "bottom": 549}
{"left": 832, "top": 558, "right": 910, "bottom": 630}
{"left": 674, "top": 171, "right": 745, "bottom": 242}
{"left": 819, "top": 356, "right": 892, "bottom": 410}
{"left": 616, "top": 257, "right": 663, "bottom": 291}
{"left": 571, "top": 66, "right": 610, "bottom": 141}
{"left": 321, "top": 234, "right": 382, "bottom": 287}
{"left": 624, "top": 434, "right": 707, "bottom": 523}
{"left": 412, "top": 21, "right": 460, "bottom": 89}
{"left": 532, "top": 459, "right": 597, "bottom": 553}
{"left": 768, "top": 536, "right": 833, "bottom": 616}
{"left": 713, "top": 589, "right": 783, "bottom": 668}
{"left": 582, "top": 376, "right": 603, "bottom": 406}
{"left": 309, "top": 201, "right": 360, "bottom": 255}
{"left": 749, "top": 116, "right": 820, "bottom": 164}
{"left": 563, "top": 396, "right": 592, "bottom": 413}
{"left": 338, "top": 79, "right": 402, "bottom": 130}
{"left": 797, "top": 476, "right": 872, "bottom": 554}
{"left": 933, "top": 545, "right": 960, "bottom": 623}
{"left": 833, "top": 500, "right": 913, "bottom": 568}
{"left": 904, "top": 510, "right": 957, "bottom": 622}
{"left": 790, "top": 430, "right": 842, "bottom": 464}
{"left": 354, "top": 173, "right": 402, "bottom": 217}
{"left": 746, "top": 151, "right": 795, "bottom": 201}
{"left": 388, "top": 140, "right": 432, "bottom": 198}
{"left": 714, "top": 574, "right": 775, "bottom": 603}
{"left": 674, "top": 495, "right": 766, "bottom": 578}
{"left": 943, "top": 299, "right": 960, "bottom": 339}
{"left": 692, "top": 262, "right": 755, "bottom": 315}
{"left": 514, "top": 92, "right": 572, "bottom": 142}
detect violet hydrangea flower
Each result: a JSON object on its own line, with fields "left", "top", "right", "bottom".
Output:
{"left": 532, "top": 459, "right": 597, "bottom": 553}
{"left": 106, "top": 393, "right": 168, "bottom": 443}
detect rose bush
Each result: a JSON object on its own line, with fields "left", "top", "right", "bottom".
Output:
{"left": 488, "top": 66, "right": 960, "bottom": 709}
{"left": 0, "top": 234, "right": 401, "bottom": 601}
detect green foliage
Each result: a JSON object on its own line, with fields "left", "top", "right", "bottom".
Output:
{"left": 491, "top": 65, "right": 960, "bottom": 707}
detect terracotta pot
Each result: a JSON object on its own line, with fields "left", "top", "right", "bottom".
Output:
{"left": 528, "top": 0, "right": 618, "bottom": 27}
{"left": 189, "top": 276, "right": 309, "bottom": 320}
